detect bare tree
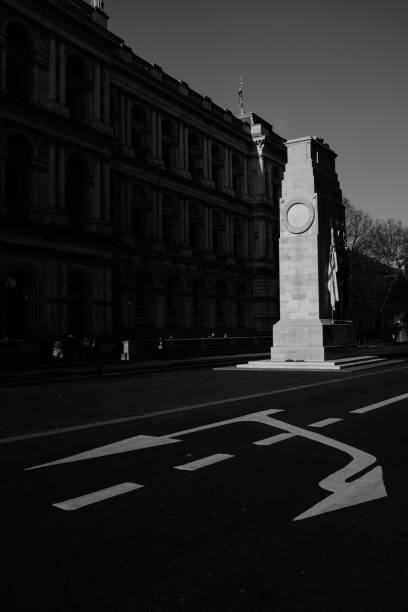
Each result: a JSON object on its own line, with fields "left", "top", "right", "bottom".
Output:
{"left": 370, "top": 219, "right": 408, "bottom": 277}
{"left": 343, "top": 198, "right": 374, "bottom": 255}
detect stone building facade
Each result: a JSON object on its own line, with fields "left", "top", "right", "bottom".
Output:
{"left": 0, "top": 0, "right": 286, "bottom": 351}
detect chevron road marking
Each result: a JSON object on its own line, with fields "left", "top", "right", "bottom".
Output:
{"left": 26, "top": 391, "right": 408, "bottom": 519}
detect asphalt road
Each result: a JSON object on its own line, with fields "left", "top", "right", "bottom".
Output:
{"left": 1, "top": 363, "right": 408, "bottom": 611}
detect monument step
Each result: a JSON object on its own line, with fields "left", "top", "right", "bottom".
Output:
{"left": 236, "top": 356, "right": 387, "bottom": 371}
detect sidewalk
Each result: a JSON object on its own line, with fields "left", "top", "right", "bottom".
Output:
{"left": 0, "top": 351, "right": 270, "bottom": 387}
{"left": 0, "top": 343, "right": 407, "bottom": 388}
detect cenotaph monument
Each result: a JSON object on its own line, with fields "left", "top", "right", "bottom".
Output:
{"left": 239, "top": 136, "right": 378, "bottom": 371}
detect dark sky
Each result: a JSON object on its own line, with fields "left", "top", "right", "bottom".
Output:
{"left": 107, "top": 0, "right": 408, "bottom": 224}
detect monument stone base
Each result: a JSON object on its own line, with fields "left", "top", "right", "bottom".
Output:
{"left": 270, "top": 319, "right": 358, "bottom": 362}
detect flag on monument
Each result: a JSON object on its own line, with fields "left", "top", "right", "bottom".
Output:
{"left": 328, "top": 226, "right": 339, "bottom": 310}
{"left": 239, "top": 76, "right": 244, "bottom": 115}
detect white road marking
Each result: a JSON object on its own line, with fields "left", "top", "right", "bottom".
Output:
{"left": 175, "top": 454, "right": 234, "bottom": 471}
{"left": 308, "top": 418, "right": 343, "bottom": 428}
{"left": 53, "top": 482, "right": 143, "bottom": 511}
{"left": 4, "top": 363, "right": 408, "bottom": 446}
{"left": 234, "top": 412, "right": 387, "bottom": 520}
{"left": 293, "top": 466, "right": 387, "bottom": 521}
{"left": 26, "top": 435, "right": 181, "bottom": 470}
{"left": 350, "top": 391, "right": 408, "bottom": 414}
{"left": 253, "top": 432, "right": 296, "bottom": 445}
{"left": 28, "top": 405, "right": 388, "bottom": 520}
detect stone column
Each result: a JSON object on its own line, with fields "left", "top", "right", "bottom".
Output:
{"left": 58, "top": 40, "right": 65, "bottom": 107}
{"left": 156, "top": 111, "right": 162, "bottom": 159}
{"left": 151, "top": 188, "right": 158, "bottom": 239}
{"left": 48, "top": 143, "right": 56, "bottom": 208}
{"left": 57, "top": 144, "right": 65, "bottom": 210}
{"left": 102, "top": 65, "right": 110, "bottom": 124}
{"left": 47, "top": 34, "right": 57, "bottom": 103}
{"left": 178, "top": 196, "right": 185, "bottom": 244}
{"left": 242, "top": 218, "right": 249, "bottom": 259}
{"left": 177, "top": 123, "right": 186, "bottom": 171}
{"left": 93, "top": 60, "right": 101, "bottom": 121}
{"left": 120, "top": 94, "right": 126, "bottom": 144}
{"left": 224, "top": 146, "right": 230, "bottom": 189}
{"left": 157, "top": 190, "right": 163, "bottom": 239}
{"left": 31, "top": 59, "right": 40, "bottom": 103}
{"left": 126, "top": 97, "right": 132, "bottom": 147}
{"left": 0, "top": 35, "right": 6, "bottom": 92}
{"left": 119, "top": 177, "right": 127, "bottom": 233}
{"left": 102, "top": 160, "right": 110, "bottom": 220}
{"left": 150, "top": 109, "right": 157, "bottom": 158}
{"left": 243, "top": 156, "right": 248, "bottom": 195}
{"left": 126, "top": 179, "right": 132, "bottom": 232}
{"left": 184, "top": 200, "right": 190, "bottom": 245}
{"left": 202, "top": 136, "right": 209, "bottom": 180}
{"left": 183, "top": 126, "right": 189, "bottom": 170}
{"left": 207, "top": 209, "right": 213, "bottom": 250}
{"left": 0, "top": 150, "right": 6, "bottom": 207}
{"left": 202, "top": 207, "right": 209, "bottom": 250}
{"left": 91, "top": 158, "right": 101, "bottom": 218}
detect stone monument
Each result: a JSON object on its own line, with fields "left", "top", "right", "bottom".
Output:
{"left": 238, "top": 136, "right": 375, "bottom": 371}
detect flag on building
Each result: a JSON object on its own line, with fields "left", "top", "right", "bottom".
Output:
{"left": 239, "top": 76, "right": 244, "bottom": 115}
{"left": 328, "top": 225, "right": 339, "bottom": 310}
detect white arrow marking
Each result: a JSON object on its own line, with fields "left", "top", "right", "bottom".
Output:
{"left": 26, "top": 435, "right": 181, "bottom": 470}
{"left": 26, "top": 410, "right": 283, "bottom": 471}
{"left": 26, "top": 406, "right": 388, "bottom": 521}
{"left": 293, "top": 466, "right": 387, "bottom": 521}
{"left": 243, "top": 413, "right": 388, "bottom": 520}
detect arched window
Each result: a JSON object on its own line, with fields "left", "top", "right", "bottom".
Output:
{"left": 131, "top": 104, "right": 149, "bottom": 161}
{"left": 162, "top": 195, "right": 178, "bottom": 246}
{"left": 67, "top": 271, "right": 87, "bottom": 335}
{"left": 131, "top": 185, "right": 150, "bottom": 238}
{"left": 166, "top": 277, "right": 183, "bottom": 328}
{"left": 66, "top": 55, "right": 87, "bottom": 121}
{"left": 5, "top": 133, "right": 32, "bottom": 212}
{"left": 188, "top": 132, "right": 202, "bottom": 182}
{"left": 211, "top": 143, "right": 224, "bottom": 190}
{"left": 212, "top": 211, "right": 224, "bottom": 256}
{"left": 1, "top": 268, "right": 37, "bottom": 339}
{"left": 231, "top": 154, "right": 242, "bottom": 196}
{"left": 161, "top": 119, "right": 177, "bottom": 171}
{"left": 6, "top": 21, "right": 32, "bottom": 99}
{"left": 189, "top": 203, "right": 202, "bottom": 250}
{"left": 193, "top": 279, "right": 206, "bottom": 328}
{"left": 65, "top": 155, "right": 88, "bottom": 219}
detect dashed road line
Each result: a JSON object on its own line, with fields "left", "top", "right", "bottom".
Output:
{"left": 174, "top": 453, "right": 234, "bottom": 471}
{"left": 53, "top": 482, "right": 143, "bottom": 511}
{"left": 308, "top": 418, "right": 343, "bottom": 428}
{"left": 253, "top": 432, "right": 295, "bottom": 446}
{"left": 3, "top": 363, "right": 408, "bottom": 446}
{"left": 350, "top": 391, "right": 408, "bottom": 414}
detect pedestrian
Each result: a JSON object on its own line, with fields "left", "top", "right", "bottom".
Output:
{"left": 52, "top": 339, "right": 64, "bottom": 361}
{"left": 91, "top": 338, "right": 103, "bottom": 379}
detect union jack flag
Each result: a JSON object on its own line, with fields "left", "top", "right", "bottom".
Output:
{"left": 328, "top": 226, "right": 339, "bottom": 310}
